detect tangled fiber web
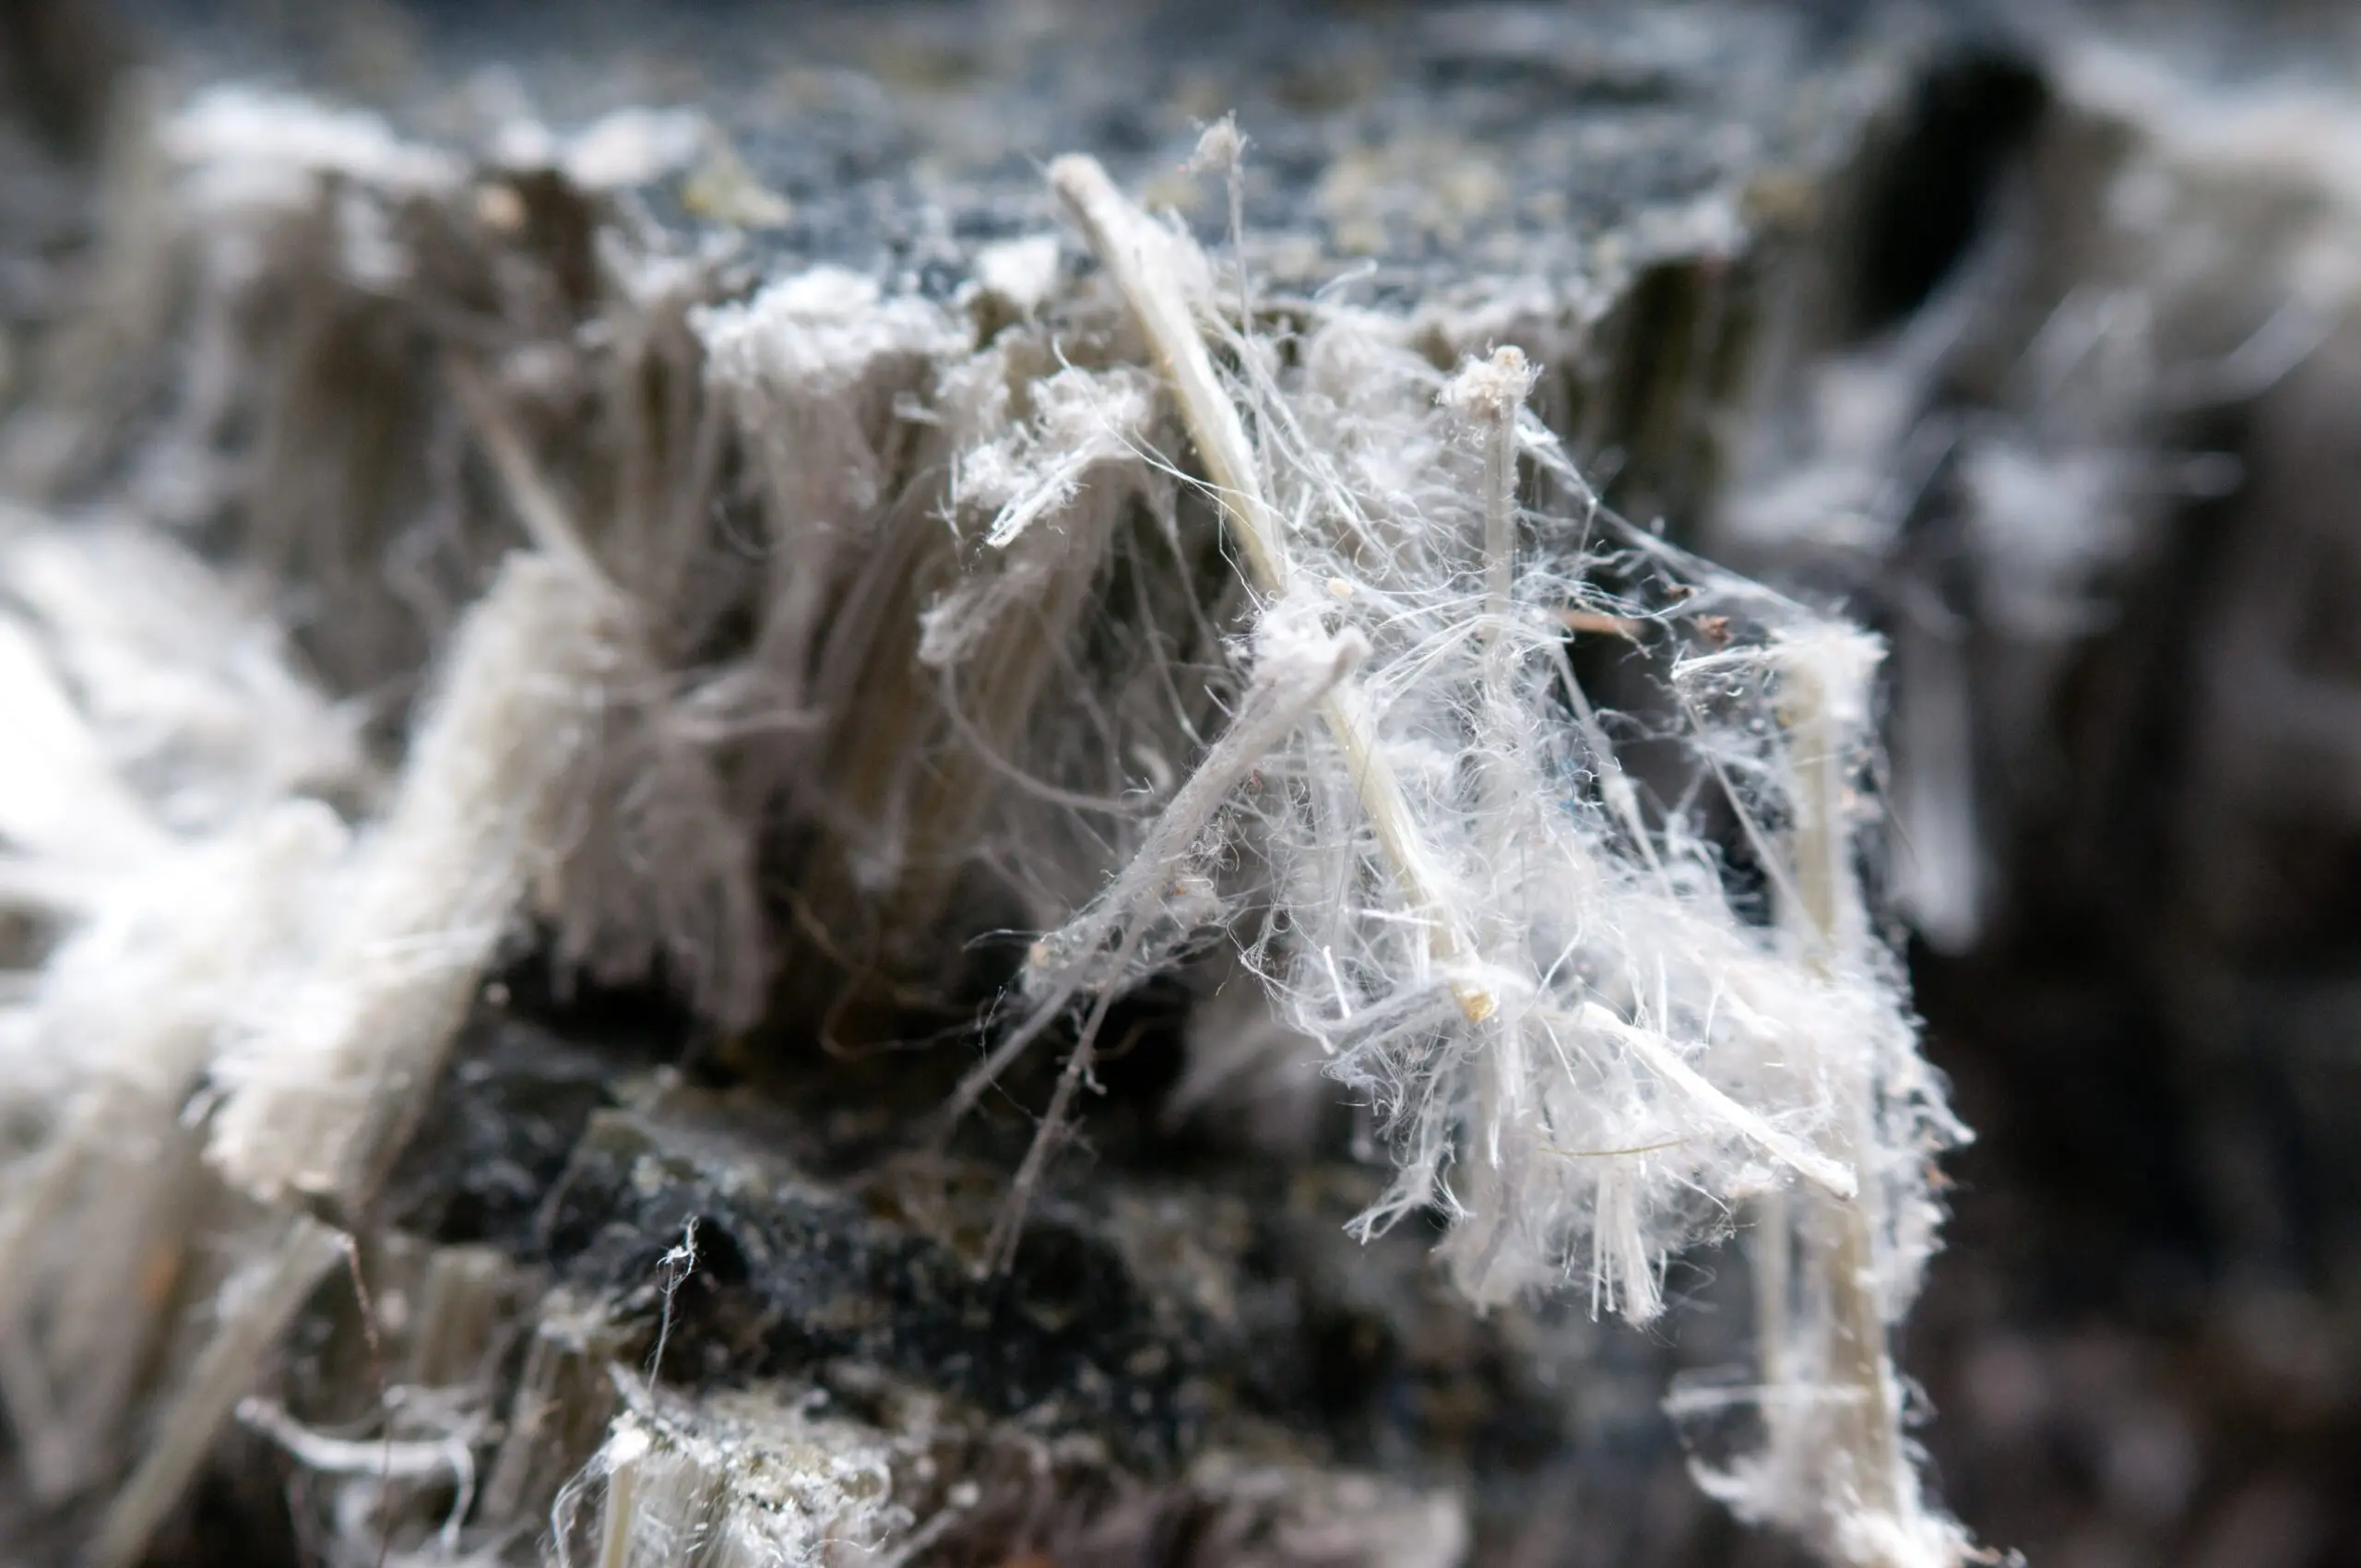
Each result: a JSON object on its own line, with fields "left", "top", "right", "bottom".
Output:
{"left": 0, "top": 94, "right": 1978, "bottom": 1567}
{"left": 955, "top": 149, "right": 1976, "bottom": 1567}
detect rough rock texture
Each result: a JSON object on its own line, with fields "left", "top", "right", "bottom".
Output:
{"left": 6, "top": 2, "right": 2361, "bottom": 1567}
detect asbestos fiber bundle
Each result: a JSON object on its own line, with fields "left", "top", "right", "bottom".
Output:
{"left": 8, "top": 2, "right": 2359, "bottom": 1565}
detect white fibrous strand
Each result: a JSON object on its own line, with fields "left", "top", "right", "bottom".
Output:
{"left": 992, "top": 155, "right": 1974, "bottom": 1565}
{"left": 206, "top": 547, "right": 623, "bottom": 1210}
{"left": 450, "top": 360, "right": 770, "bottom": 1031}
{"left": 208, "top": 348, "right": 772, "bottom": 1210}
{"left": 0, "top": 506, "right": 362, "bottom": 1498}
{"left": 923, "top": 363, "right": 1164, "bottom": 664}
{"left": 694, "top": 265, "right": 967, "bottom": 794}
{"left": 955, "top": 591, "right": 1370, "bottom": 1272}
{"left": 0, "top": 804, "right": 345, "bottom": 1496}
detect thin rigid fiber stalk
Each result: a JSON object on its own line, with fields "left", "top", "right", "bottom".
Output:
{"left": 1438, "top": 343, "right": 1538, "bottom": 1295}
{"left": 207, "top": 519, "right": 623, "bottom": 1209}
{"left": 1049, "top": 154, "right": 1492, "bottom": 1025}
{"left": 1770, "top": 632, "right": 1957, "bottom": 1568}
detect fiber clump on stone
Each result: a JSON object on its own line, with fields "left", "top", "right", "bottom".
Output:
{"left": 0, "top": 37, "right": 2015, "bottom": 1567}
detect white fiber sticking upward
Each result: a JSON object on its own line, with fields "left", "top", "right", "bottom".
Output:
{"left": 0, "top": 504, "right": 367, "bottom": 1497}
{"left": 0, "top": 802, "right": 345, "bottom": 1496}
{"left": 1022, "top": 153, "right": 1975, "bottom": 1563}
{"left": 208, "top": 551, "right": 623, "bottom": 1210}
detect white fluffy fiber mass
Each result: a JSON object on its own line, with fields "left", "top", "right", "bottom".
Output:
{"left": 0, "top": 92, "right": 1976, "bottom": 1568}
